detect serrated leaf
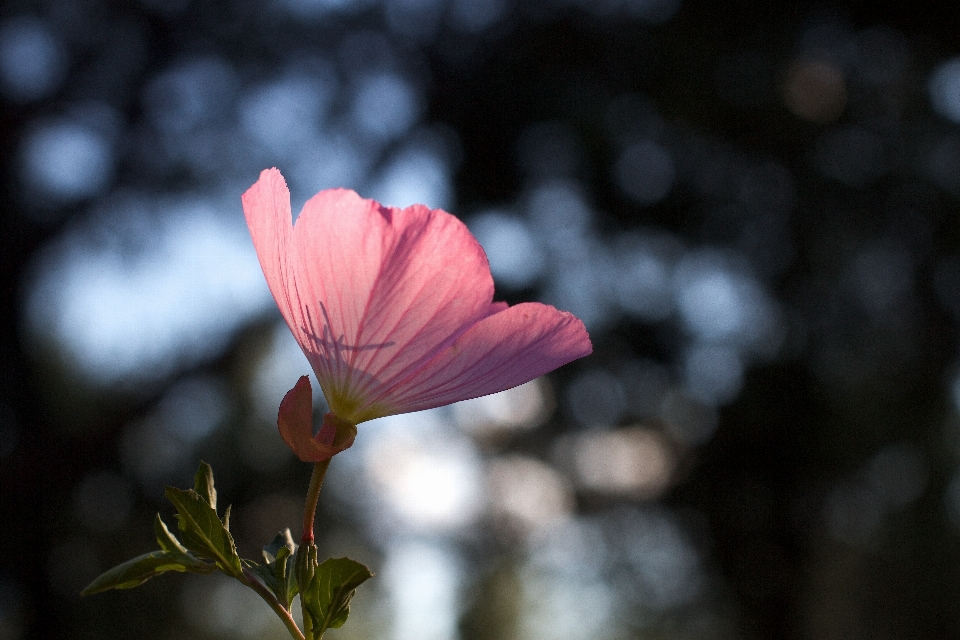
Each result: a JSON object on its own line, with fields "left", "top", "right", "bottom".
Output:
{"left": 273, "top": 546, "right": 298, "bottom": 608}
{"left": 242, "top": 531, "right": 300, "bottom": 609}
{"left": 223, "top": 504, "right": 232, "bottom": 532}
{"left": 193, "top": 461, "right": 217, "bottom": 511}
{"left": 80, "top": 550, "right": 214, "bottom": 596}
{"left": 154, "top": 514, "right": 188, "bottom": 554}
{"left": 263, "top": 529, "right": 297, "bottom": 565}
{"left": 248, "top": 562, "right": 280, "bottom": 598}
{"left": 267, "top": 530, "right": 298, "bottom": 604}
{"left": 165, "top": 486, "right": 242, "bottom": 577}
{"left": 301, "top": 556, "right": 373, "bottom": 638}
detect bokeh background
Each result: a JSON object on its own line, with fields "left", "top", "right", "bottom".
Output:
{"left": 4, "top": 0, "right": 960, "bottom": 638}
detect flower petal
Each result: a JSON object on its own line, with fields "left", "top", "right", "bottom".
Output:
{"left": 241, "top": 168, "right": 298, "bottom": 332}
{"left": 277, "top": 376, "right": 356, "bottom": 462}
{"left": 244, "top": 169, "right": 592, "bottom": 426}
{"left": 284, "top": 189, "right": 496, "bottom": 419}
{"left": 369, "top": 302, "right": 592, "bottom": 415}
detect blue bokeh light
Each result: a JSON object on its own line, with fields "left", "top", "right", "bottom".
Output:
{"left": 0, "top": 16, "right": 66, "bottom": 102}
{"left": 930, "top": 57, "right": 960, "bottom": 123}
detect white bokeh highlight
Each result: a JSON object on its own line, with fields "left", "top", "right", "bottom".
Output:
{"left": 24, "top": 193, "right": 273, "bottom": 384}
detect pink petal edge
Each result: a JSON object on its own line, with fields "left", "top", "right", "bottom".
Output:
{"left": 368, "top": 301, "right": 593, "bottom": 416}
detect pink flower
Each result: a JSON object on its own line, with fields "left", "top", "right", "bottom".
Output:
{"left": 243, "top": 168, "right": 592, "bottom": 461}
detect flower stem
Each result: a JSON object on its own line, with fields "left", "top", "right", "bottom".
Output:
{"left": 302, "top": 459, "right": 331, "bottom": 543}
{"left": 240, "top": 568, "right": 305, "bottom": 640}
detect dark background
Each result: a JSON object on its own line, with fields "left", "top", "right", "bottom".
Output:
{"left": 4, "top": 0, "right": 960, "bottom": 638}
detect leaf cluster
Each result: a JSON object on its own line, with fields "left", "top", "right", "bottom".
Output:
{"left": 81, "top": 462, "right": 372, "bottom": 640}
{"left": 296, "top": 541, "right": 372, "bottom": 639}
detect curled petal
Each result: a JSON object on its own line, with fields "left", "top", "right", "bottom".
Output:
{"left": 278, "top": 376, "right": 356, "bottom": 462}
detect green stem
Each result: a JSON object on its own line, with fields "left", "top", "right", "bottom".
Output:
{"left": 300, "top": 459, "right": 332, "bottom": 639}
{"left": 240, "top": 568, "right": 304, "bottom": 640}
{"left": 301, "top": 459, "right": 331, "bottom": 543}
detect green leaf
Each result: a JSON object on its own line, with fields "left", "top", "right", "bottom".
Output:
{"left": 273, "top": 546, "right": 299, "bottom": 608}
{"left": 244, "top": 547, "right": 298, "bottom": 609}
{"left": 80, "top": 550, "right": 214, "bottom": 596}
{"left": 154, "top": 514, "right": 188, "bottom": 554}
{"left": 247, "top": 561, "right": 279, "bottom": 600}
{"left": 246, "top": 530, "right": 300, "bottom": 608}
{"left": 164, "top": 486, "right": 242, "bottom": 577}
{"left": 193, "top": 461, "right": 217, "bottom": 511}
{"left": 263, "top": 528, "right": 297, "bottom": 564}
{"left": 263, "top": 529, "right": 299, "bottom": 608}
{"left": 301, "top": 556, "right": 373, "bottom": 638}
